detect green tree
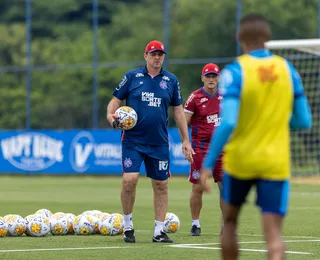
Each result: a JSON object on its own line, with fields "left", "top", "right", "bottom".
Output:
{"left": 0, "top": 0, "right": 319, "bottom": 129}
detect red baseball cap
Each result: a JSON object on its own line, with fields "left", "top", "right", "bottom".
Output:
{"left": 145, "top": 40, "right": 166, "bottom": 54}
{"left": 202, "top": 63, "right": 220, "bottom": 76}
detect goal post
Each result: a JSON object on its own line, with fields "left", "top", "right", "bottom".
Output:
{"left": 265, "top": 39, "right": 320, "bottom": 177}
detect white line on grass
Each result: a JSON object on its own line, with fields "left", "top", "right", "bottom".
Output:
{"left": 291, "top": 192, "right": 320, "bottom": 196}
{"left": 169, "top": 245, "right": 312, "bottom": 255}
{"left": 136, "top": 230, "right": 320, "bottom": 239}
{"left": 0, "top": 246, "right": 138, "bottom": 254}
{"left": 237, "top": 234, "right": 320, "bottom": 239}
{"left": 170, "top": 239, "right": 320, "bottom": 246}
{"left": 169, "top": 239, "right": 320, "bottom": 255}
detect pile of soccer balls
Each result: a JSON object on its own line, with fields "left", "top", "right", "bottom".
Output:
{"left": 0, "top": 209, "right": 180, "bottom": 237}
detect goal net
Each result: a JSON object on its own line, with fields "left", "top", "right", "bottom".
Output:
{"left": 265, "top": 39, "right": 320, "bottom": 177}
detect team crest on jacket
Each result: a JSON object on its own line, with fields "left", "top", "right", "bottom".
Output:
{"left": 192, "top": 170, "right": 200, "bottom": 180}
{"left": 159, "top": 80, "right": 167, "bottom": 90}
{"left": 124, "top": 158, "right": 132, "bottom": 168}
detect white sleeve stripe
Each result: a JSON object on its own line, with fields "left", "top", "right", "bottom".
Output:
{"left": 184, "top": 109, "right": 194, "bottom": 114}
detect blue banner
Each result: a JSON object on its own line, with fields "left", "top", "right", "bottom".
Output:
{"left": 0, "top": 129, "right": 190, "bottom": 175}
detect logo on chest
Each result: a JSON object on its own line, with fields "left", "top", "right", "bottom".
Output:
{"left": 200, "top": 97, "right": 208, "bottom": 103}
{"left": 141, "top": 92, "right": 162, "bottom": 107}
{"left": 159, "top": 80, "right": 168, "bottom": 90}
{"left": 207, "top": 114, "right": 220, "bottom": 126}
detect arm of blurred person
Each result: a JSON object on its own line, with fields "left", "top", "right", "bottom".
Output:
{"left": 199, "top": 97, "right": 240, "bottom": 190}
{"left": 203, "top": 97, "right": 240, "bottom": 167}
{"left": 173, "top": 105, "right": 195, "bottom": 163}
{"left": 290, "top": 96, "right": 312, "bottom": 129}
{"left": 287, "top": 61, "right": 312, "bottom": 130}
{"left": 199, "top": 63, "right": 242, "bottom": 190}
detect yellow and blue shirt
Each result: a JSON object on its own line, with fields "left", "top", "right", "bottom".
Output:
{"left": 203, "top": 49, "right": 311, "bottom": 180}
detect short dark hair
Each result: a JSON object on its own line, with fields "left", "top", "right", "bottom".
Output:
{"left": 238, "top": 13, "right": 271, "bottom": 44}
{"left": 240, "top": 13, "right": 269, "bottom": 25}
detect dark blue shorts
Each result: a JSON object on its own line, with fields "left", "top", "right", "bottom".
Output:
{"left": 122, "top": 142, "right": 170, "bottom": 181}
{"left": 222, "top": 173, "right": 290, "bottom": 216}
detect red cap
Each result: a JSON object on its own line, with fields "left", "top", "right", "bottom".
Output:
{"left": 202, "top": 63, "right": 220, "bottom": 76}
{"left": 145, "top": 40, "right": 166, "bottom": 54}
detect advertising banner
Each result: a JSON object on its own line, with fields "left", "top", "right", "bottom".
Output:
{"left": 0, "top": 129, "right": 190, "bottom": 175}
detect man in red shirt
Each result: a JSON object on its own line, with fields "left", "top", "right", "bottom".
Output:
{"left": 184, "top": 63, "right": 223, "bottom": 236}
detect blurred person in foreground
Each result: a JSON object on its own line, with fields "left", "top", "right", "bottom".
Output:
{"left": 106, "top": 40, "right": 194, "bottom": 244}
{"left": 184, "top": 63, "right": 224, "bottom": 236}
{"left": 200, "top": 13, "right": 312, "bottom": 260}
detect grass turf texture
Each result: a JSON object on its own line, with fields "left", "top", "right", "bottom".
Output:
{"left": 0, "top": 175, "right": 319, "bottom": 260}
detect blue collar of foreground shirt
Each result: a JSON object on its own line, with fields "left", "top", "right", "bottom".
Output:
{"left": 248, "top": 49, "right": 272, "bottom": 58}
{"left": 201, "top": 87, "right": 218, "bottom": 98}
{"left": 142, "top": 66, "right": 164, "bottom": 75}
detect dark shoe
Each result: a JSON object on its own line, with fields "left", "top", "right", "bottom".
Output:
{"left": 190, "top": 225, "right": 201, "bottom": 236}
{"left": 152, "top": 231, "right": 174, "bottom": 243}
{"left": 123, "top": 227, "right": 135, "bottom": 243}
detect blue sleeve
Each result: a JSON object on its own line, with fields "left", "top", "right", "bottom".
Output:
{"left": 290, "top": 96, "right": 312, "bottom": 129}
{"left": 286, "top": 60, "right": 312, "bottom": 129}
{"left": 286, "top": 60, "right": 304, "bottom": 98}
{"left": 218, "top": 62, "right": 242, "bottom": 98}
{"left": 112, "top": 73, "right": 131, "bottom": 101}
{"left": 203, "top": 97, "right": 240, "bottom": 169}
{"left": 170, "top": 78, "right": 183, "bottom": 106}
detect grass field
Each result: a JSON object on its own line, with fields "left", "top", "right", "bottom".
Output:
{"left": 0, "top": 175, "right": 319, "bottom": 260}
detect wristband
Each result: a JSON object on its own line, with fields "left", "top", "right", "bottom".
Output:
{"left": 113, "top": 119, "right": 120, "bottom": 129}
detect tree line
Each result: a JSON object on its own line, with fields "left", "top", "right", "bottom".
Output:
{"left": 0, "top": 0, "right": 318, "bottom": 129}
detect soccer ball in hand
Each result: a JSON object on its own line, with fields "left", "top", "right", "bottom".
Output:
{"left": 163, "top": 213, "right": 180, "bottom": 233}
{"left": 115, "top": 106, "right": 138, "bottom": 130}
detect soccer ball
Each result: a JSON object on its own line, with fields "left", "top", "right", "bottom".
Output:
{"left": 52, "top": 212, "right": 65, "bottom": 219}
{"left": 115, "top": 106, "right": 138, "bottom": 130}
{"left": 50, "top": 214, "right": 68, "bottom": 236}
{"left": 100, "top": 212, "right": 111, "bottom": 222}
{"left": 65, "top": 213, "right": 76, "bottom": 234}
{"left": 0, "top": 217, "right": 8, "bottom": 237}
{"left": 99, "top": 215, "right": 123, "bottom": 236}
{"left": 3, "top": 214, "right": 26, "bottom": 236}
{"left": 111, "top": 213, "right": 124, "bottom": 234}
{"left": 73, "top": 214, "right": 94, "bottom": 235}
{"left": 90, "top": 210, "right": 102, "bottom": 216}
{"left": 82, "top": 211, "right": 101, "bottom": 234}
{"left": 163, "top": 213, "right": 180, "bottom": 233}
{"left": 24, "top": 214, "right": 36, "bottom": 236}
{"left": 111, "top": 213, "right": 123, "bottom": 222}
{"left": 81, "top": 210, "right": 93, "bottom": 216}
{"left": 85, "top": 214, "right": 100, "bottom": 234}
{"left": 35, "top": 208, "right": 52, "bottom": 219}
{"left": 26, "top": 214, "right": 50, "bottom": 237}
